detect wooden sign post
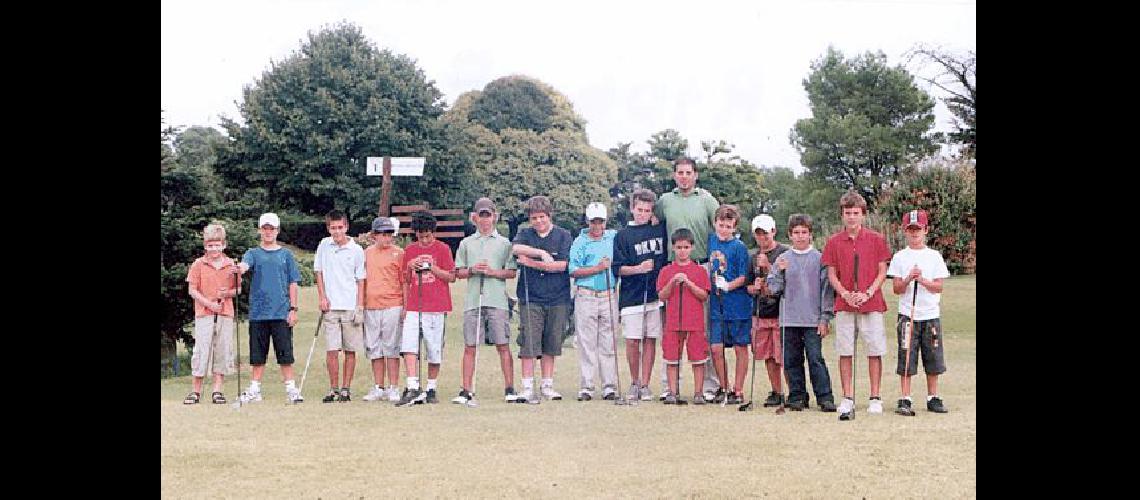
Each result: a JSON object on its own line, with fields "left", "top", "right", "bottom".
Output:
{"left": 367, "top": 156, "right": 426, "bottom": 216}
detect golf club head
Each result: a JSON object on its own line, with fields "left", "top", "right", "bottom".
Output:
{"left": 613, "top": 397, "right": 629, "bottom": 406}
{"left": 527, "top": 396, "right": 541, "bottom": 405}
{"left": 675, "top": 398, "right": 688, "bottom": 406}
{"left": 465, "top": 399, "right": 479, "bottom": 408}
{"left": 738, "top": 401, "right": 754, "bottom": 412}
{"left": 774, "top": 405, "right": 786, "bottom": 415}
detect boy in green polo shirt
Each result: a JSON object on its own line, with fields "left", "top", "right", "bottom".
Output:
{"left": 452, "top": 198, "right": 521, "bottom": 405}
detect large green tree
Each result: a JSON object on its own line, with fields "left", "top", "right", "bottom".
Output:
{"left": 442, "top": 76, "right": 617, "bottom": 236}
{"left": 791, "top": 47, "right": 939, "bottom": 208}
{"left": 216, "top": 22, "right": 456, "bottom": 225}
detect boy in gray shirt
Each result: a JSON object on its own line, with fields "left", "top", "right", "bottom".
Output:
{"left": 767, "top": 214, "right": 837, "bottom": 412}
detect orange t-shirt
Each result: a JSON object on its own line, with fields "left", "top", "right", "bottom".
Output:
{"left": 365, "top": 244, "right": 405, "bottom": 309}
{"left": 186, "top": 256, "right": 238, "bottom": 318}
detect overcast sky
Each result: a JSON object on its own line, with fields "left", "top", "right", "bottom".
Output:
{"left": 161, "top": 0, "right": 975, "bottom": 171}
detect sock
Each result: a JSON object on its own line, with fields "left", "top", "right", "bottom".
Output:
{"left": 522, "top": 378, "right": 534, "bottom": 389}
{"left": 927, "top": 394, "right": 937, "bottom": 402}
{"left": 542, "top": 377, "right": 553, "bottom": 387}
{"left": 903, "top": 396, "right": 913, "bottom": 402}
{"left": 407, "top": 377, "right": 419, "bottom": 390}
{"left": 250, "top": 380, "right": 261, "bottom": 391}
{"left": 426, "top": 379, "right": 437, "bottom": 390}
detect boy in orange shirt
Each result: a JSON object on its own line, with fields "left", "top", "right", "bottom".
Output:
{"left": 362, "top": 216, "right": 406, "bottom": 402}
{"left": 184, "top": 223, "right": 240, "bottom": 404}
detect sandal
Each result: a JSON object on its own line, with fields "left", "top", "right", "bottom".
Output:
{"left": 211, "top": 391, "right": 226, "bottom": 404}
{"left": 183, "top": 392, "right": 201, "bottom": 404}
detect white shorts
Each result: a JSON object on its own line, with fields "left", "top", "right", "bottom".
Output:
{"left": 400, "top": 312, "right": 446, "bottom": 364}
{"left": 191, "top": 316, "right": 235, "bottom": 377}
{"left": 620, "top": 302, "right": 662, "bottom": 340}
{"left": 364, "top": 307, "right": 402, "bottom": 359}
{"left": 835, "top": 311, "right": 887, "bottom": 356}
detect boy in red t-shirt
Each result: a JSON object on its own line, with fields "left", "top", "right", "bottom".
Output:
{"left": 396, "top": 212, "right": 456, "bottom": 406}
{"left": 656, "top": 228, "right": 711, "bottom": 405}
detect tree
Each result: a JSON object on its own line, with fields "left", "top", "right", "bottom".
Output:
{"left": 647, "top": 128, "right": 689, "bottom": 163}
{"left": 880, "top": 157, "right": 976, "bottom": 273}
{"left": 468, "top": 77, "right": 556, "bottom": 134}
{"left": 906, "top": 45, "right": 976, "bottom": 158}
{"left": 216, "top": 22, "right": 453, "bottom": 226}
{"left": 441, "top": 76, "right": 617, "bottom": 237}
{"left": 791, "top": 47, "right": 939, "bottom": 209}
{"left": 756, "top": 166, "right": 844, "bottom": 247}
{"left": 693, "top": 141, "right": 766, "bottom": 241}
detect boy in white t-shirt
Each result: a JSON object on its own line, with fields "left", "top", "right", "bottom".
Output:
{"left": 886, "top": 209, "right": 951, "bottom": 416}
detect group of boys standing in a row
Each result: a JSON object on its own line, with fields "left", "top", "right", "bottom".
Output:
{"left": 184, "top": 158, "right": 951, "bottom": 419}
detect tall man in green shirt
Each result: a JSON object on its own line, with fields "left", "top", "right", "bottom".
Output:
{"left": 452, "top": 197, "right": 521, "bottom": 405}
{"left": 654, "top": 157, "right": 722, "bottom": 400}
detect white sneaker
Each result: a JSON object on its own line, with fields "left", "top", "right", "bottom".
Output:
{"left": 517, "top": 387, "right": 535, "bottom": 402}
{"left": 286, "top": 387, "right": 304, "bottom": 404}
{"left": 838, "top": 397, "right": 855, "bottom": 414}
{"left": 702, "top": 390, "right": 717, "bottom": 403}
{"left": 868, "top": 398, "right": 884, "bottom": 414}
{"left": 602, "top": 387, "right": 617, "bottom": 400}
{"left": 386, "top": 387, "right": 400, "bottom": 402}
{"left": 541, "top": 384, "right": 563, "bottom": 401}
{"left": 362, "top": 385, "right": 385, "bottom": 402}
{"left": 239, "top": 386, "right": 262, "bottom": 403}
{"left": 639, "top": 385, "right": 653, "bottom": 401}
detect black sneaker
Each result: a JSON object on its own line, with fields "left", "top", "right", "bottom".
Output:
{"left": 711, "top": 388, "right": 726, "bottom": 404}
{"left": 504, "top": 387, "right": 520, "bottom": 403}
{"left": 819, "top": 398, "right": 837, "bottom": 413}
{"left": 322, "top": 389, "right": 338, "bottom": 403}
{"left": 762, "top": 391, "right": 783, "bottom": 407}
{"left": 452, "top": 389, "right": 473, "bottom": 404}
{"left": 338, "top": 388, "right": 351, "bottom": 402}
{"left": 787, "top": 398, "right": 807, "bottom": 411}
{"left": 425, "top": 389, "right": 438, "bottom": 404}
{"left": 577, "top": 390, "right": 593, "bottom": 401}
{"left": 927, "top": 396, "right": 948, "bottom": 413}
{"left": 896, "top": 398, "right": 916, "bottom": 416}
{"left": 396, "top": 388, "right": 422, "bottom": 407}
{"left": 726, "top": 392, "right": 743, "bottom": 405}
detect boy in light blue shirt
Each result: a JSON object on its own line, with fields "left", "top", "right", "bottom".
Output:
{"left": 568, "top": 202, "right": 620, "bottom": 400}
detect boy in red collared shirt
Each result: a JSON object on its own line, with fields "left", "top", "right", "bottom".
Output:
{"left": 656, "top": 228, "right": 711, "bottom": 405}
{"left": 822, "top": 191, "right": 892, "bottom": 420}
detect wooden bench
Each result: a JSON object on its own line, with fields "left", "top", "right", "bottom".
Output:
{"left": 391, "top": 204, "right": 468, "bottom": 240}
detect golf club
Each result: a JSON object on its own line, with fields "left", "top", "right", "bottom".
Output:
{"left": 840, "top": 252, "right": 859, "bottom": 421}
{"left": 897, "top": 280, "right": 919, "bottom": 416}
{"left": 604, "top": 268, "right": 628, "bottom": 406}
{"left": 414, "top": 266, "right": 426, "bottom": 405}
{"left": 232, "top": 268, "right": 243, "bottom": 409}
{"left": 522, "top": 260, "right": 540, "bottom": 405}
{"left": 740, "top": 261, "right": 765, "bottom": 412}
{"left": 774, "top": 292, "right": 788, "bottom": 415}
{"left": 297, "top": 310, "right": 326, "bottom": 405}
{"left": 466, "top": 274, "right": 485, "bottom": 408}
{"left": 674, "top": 274, "right": 688, "bottom": 406}
{"left": 714, "top": 255, "right": 729, "bottom": 408}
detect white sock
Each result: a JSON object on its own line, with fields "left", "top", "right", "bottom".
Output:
{"left": 407, "top": 377, "right": 419, "bottom": 390}
{"left": 903, "top": 396, "right": 913, "bottom": 402}
{"left": 927, "top": 394, "right": 937, "bottom": 401}
{"left": 426, "top": 379, "right": 437, "bottom": 390}
{"left": 542, "top": 378, "right": 553, "bottom": 387}
{"left": 387, "top": 385, "right": 397, "bottom": 391}
{"left": 250, "top": 380, "right": 261, "bottom": 391}
{"left": 522, "top": 378, "right": 534, "bottom": 389}
{"left": 284, "top": 380, "right": 296, "bottom": 390}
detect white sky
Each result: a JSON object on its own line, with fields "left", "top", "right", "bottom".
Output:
{"left": 161, "top": 0, "right": 975, "bottom": 171}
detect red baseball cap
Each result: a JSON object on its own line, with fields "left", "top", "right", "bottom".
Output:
{"left": 902, "top": 210, "right": 928, "bottom": 229}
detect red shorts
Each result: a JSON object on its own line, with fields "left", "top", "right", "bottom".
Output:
{"left": 751, "top": 317, "right": 782, "bottom": 362}
{"left": 663, "top": 329, "right": 709, "bottom": 364}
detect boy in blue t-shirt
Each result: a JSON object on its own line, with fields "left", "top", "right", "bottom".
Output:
{"left": 236, "top": 212, "right": 304, "bottom": 404}
{"left": 707, "top": 205, "right": 753, "bottom": 405}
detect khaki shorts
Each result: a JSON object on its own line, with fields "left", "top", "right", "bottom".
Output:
{"left": 834, "top": 311, "right": 887, "bottom": 356}
{"left": 192, "top": 315, "right": 235, "bottom": 377}
{"left": 401, "top": 312, "right": 445, "bottom": 364}
{"left": 464, "top": 307, "right": 509, "bottom": 346}
{"left": 621, "top": 303, "right": 662, "bottom": 340}
{"left": 322, "top": 310, "right": 364, "bottom": 352}
{"left": 364, "top": 307, "right": 402, "bottom": 359}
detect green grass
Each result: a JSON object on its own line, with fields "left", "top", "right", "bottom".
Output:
{"left": 161, "top": 275, "right": 976, "bottom": 498}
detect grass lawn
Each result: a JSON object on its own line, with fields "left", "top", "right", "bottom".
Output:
{"left": 161, "top": 274, "right": 976, "bottom": 498}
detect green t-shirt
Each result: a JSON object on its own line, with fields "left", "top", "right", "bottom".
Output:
{"left": 655, "top": 187, "right": 720, "bottom": 261}
{"left": 454, "top": 230, "right": 517, "bottom": 311}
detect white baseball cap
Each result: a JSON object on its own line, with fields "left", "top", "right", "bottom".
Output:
{"left": 585, "top": 202, "right": 607, "bottom": 220}
{"left": 751, "top": 214, "right": 776, "bottom": 233}
{"left": 258, "top": 212, "right": 281, "bottom": 228}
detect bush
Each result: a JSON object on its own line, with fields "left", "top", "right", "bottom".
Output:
{"left": 879, "top": 158, "right": 976, "bottom": 274}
